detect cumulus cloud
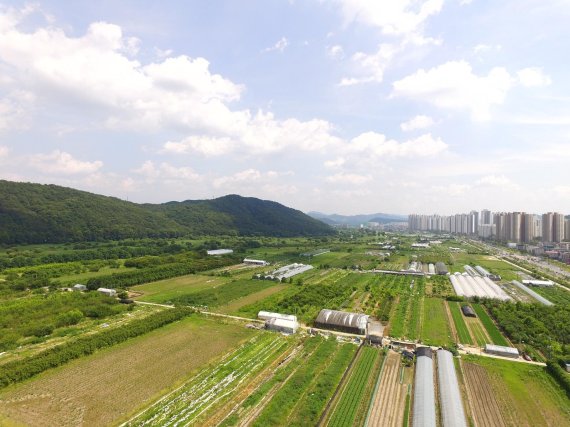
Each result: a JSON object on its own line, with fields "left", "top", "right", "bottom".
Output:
{"left": 326, "top": 45, "right": 345, "bottom": 59}
{"left": 262, "top": 37, "right": 289, "bottom": 53}
{"left": 475, "top": 174, "right": 519, "bottom": 190}
{"left": 325, "top": 172, "right": 372, "bottom": 184}
{"left": 336, "top": 0, "right": 444, "bottom": 36}
{"left": 134, "top": 161, "right": 202, "bottom": 182}
{"left": 346, "top": 132, "right": 447, "bottom": 157}
{"left": 324, "top": 157, "right": 346, "bottom": 168}
{"left": 212, "top": 169, "right": 296, "bottom": 196}
{"left": 30, "top": 150, "right": 103, "bottom": 175}
{"left": 400, "top": 115, "right": 434, "bottom": 131}
{"left": 0, "top": 145, "right": 9, "bottom": 157}
{"left": 392, "top": 61, "right": 514, "bottom": 120}
{"left": 339, "top": 43, "right": 399, "bottom": 85}
{"left": 517, "top": 67, "right": 552, "bottom": 87}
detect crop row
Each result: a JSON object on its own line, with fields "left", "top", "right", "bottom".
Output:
{"left": 127, "top": 333, "right": 289, "bottom": 426}
{"left": 328, "top": 347, "right": 380, "bottom": 427}
{"left": 252, "top": 338, "right": 355, "bottom": 426}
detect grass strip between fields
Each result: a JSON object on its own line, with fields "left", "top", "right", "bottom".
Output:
{"left": 448, "top": 302, "right": 473, "bottom": 345}
{"left": 470, "top": 303, "right": 509, "bottom": 346}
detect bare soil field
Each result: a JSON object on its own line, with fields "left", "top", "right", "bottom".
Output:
{"left": 0, "top": 316, "right": 255, "bottom": 427}
{"left": 462, "top": 361, "right": 506, "bottom": 427}
{"left": 366, "top": 350, "right": 410, "bottom": 427}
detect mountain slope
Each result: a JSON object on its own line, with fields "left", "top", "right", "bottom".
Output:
{"left": 0, "top": 181, "right": 333, "bottom": 244}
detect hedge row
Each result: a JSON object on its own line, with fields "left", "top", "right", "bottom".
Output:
{"left": 0, "top": 307, "right": 193, "bottom": 388}
{"left": 546, "top": 360, "right": 570, "bottom": 397}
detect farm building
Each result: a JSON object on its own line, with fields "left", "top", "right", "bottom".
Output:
{"left": 522, "top": 279, "right": 554, "bottom": 287}
{"left": 428, "top": 263, "right": 436, "bottom": 274}
{"left": 258, "top": 311, "right": 297, "bottom": 322}
{"left": 437, "top": 349, "right": 467, "bottom": 427}
{"left": 97, "top": 287, "right": 117, "bottom": 297}
{"left": 207, "top": 249, "right": 233, "bottom": 256}
{"left": 263, "top": 263, "right": 313, "bottom": 280}
{"left": 366, "top": 320, "right": 384, "bottom": 344}
{"left": 243, "top": 258, "right": 269, "bottom": 266}
{"left": 484, "top": 344, "right": 519, "bottom": 359}
{"left": 314, "top": 309, "right": 369, "bottom": 335}
{"left": 265, "top": 317, "right": 298, "bottom": 334}
{"left": 511, "top": 281, "right": 554, "bottom": 306}
{"left": 413, "top": 347, "right": 436, "bottom": 427}
{"left": 461, "top": 305, "right": 476, "bottom": 317}
{"left": 73, "top": 284, "right": 87, "bottom": 291}
{"left": 435, "top": 262, "right": 448, "bottom": 275}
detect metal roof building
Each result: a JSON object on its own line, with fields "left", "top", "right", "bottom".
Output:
{"left": 522, "top": 279, "right": 554, "bottom": 287}
{"left": 314, "top": 309, "right": 369, "bottom": 335}
{"left": 366, "top": 320, "right": 384, "bottom": 344}
{"left": 413, "top": 347, "right": 436, "bottom": 427}
{"left": 485, "top": 344, "right": 519, "bottom": 359}
{"left": 207, "top": 249, "right": 233, "bottom": 255}
{"left": 435, "top": 262, "right": 448, "bottom": 275}
{"left": 437, "top": 349, "right": 467, "bottom": 427}
{"left": 511, "top": 281, "right": 554, "bottom": 306}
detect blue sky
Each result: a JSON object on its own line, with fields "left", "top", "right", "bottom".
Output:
{"left": 0, "top": 0, "right": 569, "bottom": 215}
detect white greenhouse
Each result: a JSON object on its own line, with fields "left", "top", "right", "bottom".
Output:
{"left": 412, "top": 347, "right": 436, "bottom": 427}
{"left": 437, "top": 349, "right": 467, "bottom": 427}
{"left": 511, "top": 281, "right": 553, "bottom": 306}
{"left": 485, "top": 344, "right": 519, "bottom": 359}
{"left": 257, "top": 311, "right": 298, "bottom": 322}
{"left": 265, "top": 318, "right": 298, "bottom": 334}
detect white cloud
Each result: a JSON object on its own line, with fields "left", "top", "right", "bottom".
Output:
{"left": 475, "top": 174, "right": 519, "bottom": 190}
{"left": 325, "top": 172, "right": 372, "bottom": 184}
{"left": 162, "top": 136, "right": 234, "bottom": 156}
{"left": 517, "top": 67, "right": 552, "bottom": 87}
{"left": 327, "top": 44, "right": 345, "bottom": 59}
{"left": 336, "top": 0, "right": 444, "bottom": 36}
{"left": 340, "top": 43, "right": 399, "bottom": 85}
{"left": 212, "top": 168, "right": 293, "bottom": 190}
{"left": 0, "top": 145, "right": 9, "bottom": 157}
{"left": 134, "top": 160, "right": 202, "bottom": 182}
{"left": 473, "top": 43, "right": 501, "bottom": 54}
{"left": 346, "top": 132, "right": 447, "bottom": 157}
{"left": 262, "top": 37, "right": 289, "bottom": 53}
{"left": 30, "top": 150, "right": 103, "bottom": 175}
{"left": 400, "top": 115, "right": 434, "bottom": 131}
{"left": 392, "top": 60, "right": 514, "bottom": 120}
{"left": 324, "top": 157, "right": 346, "bottom": 168}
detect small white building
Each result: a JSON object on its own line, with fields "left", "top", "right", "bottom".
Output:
{"left": 244, "top": 258, "right": 269, "bottom": 266}
{"left": 522, "top": 279, "right": 554, "bottom": 287}
{"left": 484, "top": 344, "right": 519, "bottom": 359}
{"left": 73, "top": 284, "right": 87, "bottom": 291}
{"left": 97, "top": 287, "right": 117, "bottom": 297}
{"left": 265, "top": 317, "right": 298, "bottom": 334}
{"left": 258, "top": 311, "right": 297, "bottom": 322}
{"left": 207, "top": 249, "right": 234, "bottom": 256}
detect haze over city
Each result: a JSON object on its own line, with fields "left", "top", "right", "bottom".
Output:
{"left": 0, "top": 1, "right": 569, "bottom": 214}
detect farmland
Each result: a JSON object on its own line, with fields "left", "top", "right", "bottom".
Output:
{"left": 461, "top": 355, "right": 570, "bottom": 426}
{"left": 448, "top": 301, "right": 473, "bottom": 345}
{"left": 0, "top": 315, "right": 255, "bottom": 426}
{"left": 420, "top": 297, "right": 452, "bottom": 347}
{"left": 471, "top": 303, "right": 510, "bottom": 346}
{"left": 326, "top": 346, "right": 383, "bottom": 427}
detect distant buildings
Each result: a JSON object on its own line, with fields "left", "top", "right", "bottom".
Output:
{"left": 409, "top": 210, "right": 567, "bottom": 244}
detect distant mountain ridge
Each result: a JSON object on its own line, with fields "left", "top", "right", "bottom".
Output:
{"left": 0, "top": 180, "right": 333, "bottom": 244}
{"left": 308, "top": 211, "right": 407, "bottom": 226}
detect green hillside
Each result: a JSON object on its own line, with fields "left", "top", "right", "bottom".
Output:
{"left": 0, "top": 181, "right": 333, "bottom": 244}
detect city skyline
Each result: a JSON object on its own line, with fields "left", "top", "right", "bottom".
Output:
{"left": 1, "top": 1, "right": 570, "bottom": 214}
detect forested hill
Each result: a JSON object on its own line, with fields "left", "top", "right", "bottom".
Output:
{"left": 0, "top": 181, "right": 333, "bottom": 244}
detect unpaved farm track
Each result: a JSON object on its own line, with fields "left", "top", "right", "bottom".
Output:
{"left": 462, "top": 361, "right": 506, "bottom": 427}
{"left": 366, "top": 351, "right": 407, "bottom": 427}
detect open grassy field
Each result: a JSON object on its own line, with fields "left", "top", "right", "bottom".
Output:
{"left": 471, "top": 303, "right": 510, "bottom": 346}
{"left": 462, "top": 355, "right": 570, "bottom": 426}
{"left": 449, "top": 253, "right": 521, "bottom": 281}
{"left": 0, "top": 315, "right": 256, "bottom": 427}
{"left": 448, "top": 301, "right": 473, "bottom": 345}
{"left": 131, "top": 273, "right": 229, "bottom": 303}
{"left": 420, "top": 297, "right": 452, "bottom": 347}
{"left": 216, "top": 283, "right": 289, "bottom": 314}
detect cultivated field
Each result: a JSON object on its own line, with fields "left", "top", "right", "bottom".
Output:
{"left": 326, "top": 346, "right": 383, "bottom": 427}
{"left": 366, "top": 350, "right": 411, "bottom": 427}
{"left": 420, "top": 297, "right": 452, "bottom": 346}
{"left": 471, "top": 304, "right": 510, "bottom": 346}
{"left": 0, "top": 316, "right": 255, "bottom": 427}
{"left": 131, "top": 274, "right": 228, "bottom": 303}
{"left": 461, "top": 355, "right": 570, "bottom": 427}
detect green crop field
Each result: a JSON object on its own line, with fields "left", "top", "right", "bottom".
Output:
{"left": 463, "top": 355, "right": 570, "bottom": 425}
{"left": 471, "top": 303, "right": 509, "bottom": 346}
{"left": 448, "top": 302, "right": 473, "bottom": 345}
{"left": 132, "top": 273, "right": 229, "bottom": 303}
{"left": 420, "top": 297, "right": 452, "bottom": 347}
{"left": 328, "top": 346, "right": 382, "bottom": 427}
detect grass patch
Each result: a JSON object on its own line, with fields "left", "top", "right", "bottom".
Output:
{"left": 448, "top": 302, "right": 473, "bottom": 345}
{"left": 471, "top": 303, "right": 509, "bottom": 346}
{"left": 420, "top": 298, "right": 452, "bottom": 347}
{"left": 132, "top": 274, "right": 229, "bottom": 303}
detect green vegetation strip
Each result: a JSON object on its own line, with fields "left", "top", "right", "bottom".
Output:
{"left": 419, "top": 298, "right": 452, "bottom": 347}
{"left": 170, "top": 279, "right": 272, "bottom": 308}
{"left": 127, "top": 333, "right": 288, "bottom": 426}
{"left": 0, "top": 307, "right": 193, "bottom": 388}
{"left": 328, "top": 347, "right": 380, "bottom": 427}
{"left": 470, "top": 303, "right": 509, "bottom": 346}
{"left": 252, "top": 338, "right": 353, "bottom": 426}
{"left": 448, "top": 302, "right": 473, "bottom": 345}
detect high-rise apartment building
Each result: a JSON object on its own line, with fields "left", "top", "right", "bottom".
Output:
{"left": 480, "top": 209, "right": 492, "bottom": 225}
{"left": 542, "top": 212, "right": 554, "bottom": 243}
{"left": 553, "top": 213, "right": 565, "bottom": 243}
{"left": 565, "top": 219, "right": 570, "bottom": 241}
